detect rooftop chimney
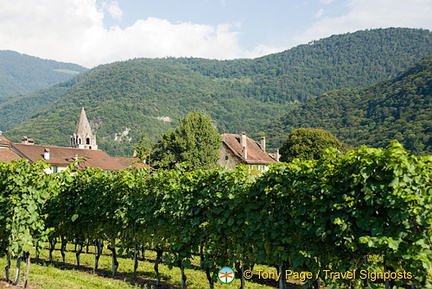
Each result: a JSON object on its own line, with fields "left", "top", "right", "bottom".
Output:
{"left": 275, "top": 149, "right": 281, "bottom": 162}
{"left": 261, "top": 136, "right": 266, "bottom": 152}
{"left": 241, "top": 132, "right": 247, "bottom": 160}
{"left": 44, "top": 148, "right": 50, "bottom": 160}
{"left": 21, "top": 136, "right": 34, "bottom": 145}
{"left": 73, "top": 153, "right": 78, "bottom": 161}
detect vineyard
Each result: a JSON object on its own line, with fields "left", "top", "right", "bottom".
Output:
{"left": 1, "top": 141, "right": 432, "bottom": 289}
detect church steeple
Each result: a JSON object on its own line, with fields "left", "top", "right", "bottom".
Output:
{"left": 70, "top": 107, "right": 97, "bottom": 150}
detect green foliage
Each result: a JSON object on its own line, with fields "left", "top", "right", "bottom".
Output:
{"left": 279, "top": 128, "right": 344, "bottom": 162}
{"left": 133, "top": 132, "right": 152, "bottom": 162}
{"left": 0, "top": 159, "right": 69, "bottom": 285}
{"left": 0, "top": 76, "right": 82, "bottom": 132}
{"left": 4, "top": 28, "right": 432, "bottom": 156}
{"left": 268, "top": 54, "right": 432, "bottom": 156}
{"left": 248, "top": 141, "right": 432, "bottom": 287}
{"left": 0, "top": 50, "right": 86, "bottom": 97}
{"left": 1, "top": 141, "right": 432, "bottom": 288}
{"left": 247, "top": 157, "right": 319, "bottom": 272}
{"left": 179, "top": 28, "right": 432, "bottom": 103}
{"left": 312, "top": 141, "right": 432, "bottom": 286}
{"left": 0, "top": 160, "right": 64, "bottom": 256}
{"left": 151, "top": 112, "right": 222, "bottom": 170}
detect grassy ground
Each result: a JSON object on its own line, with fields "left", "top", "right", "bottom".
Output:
{"left": 0, "top": 245, "right": 287, "bottom": 289}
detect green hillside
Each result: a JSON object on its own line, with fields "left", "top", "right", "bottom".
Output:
{"left": 4, "top": 28, "right": 432, "bottom": 156}
{"left": 0, "top": 75, "right": 86, "bottom": 132}
{"left": 267, "top": 54, "right": 432, "bottom": 155}
{"left": 4, "top": 60, "right": 287, "bottom": 156}
{"left": 178, "top": 28, "right": 432, "bottom": 102}
{"left": 0, "top": 50, "right": 87, "bottom": 96}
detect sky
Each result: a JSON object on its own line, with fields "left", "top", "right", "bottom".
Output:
{"left": 0, "top": 0, "right": 431, "bottom": 68}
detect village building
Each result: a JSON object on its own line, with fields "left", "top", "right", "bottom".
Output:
{"left": 219, "top": 132, "right": 280, "bottom": 173}
{"left": 0, "top": 108, "right": 146, "bottom": 172}
{"left": 0, "top": 134, "right": 21, "bottom": 162}
{"left": 1, "top": 110, "right": 277, "bottom": 173}
{"left": 70, "top": 107, "right": 98, "bottom": 150}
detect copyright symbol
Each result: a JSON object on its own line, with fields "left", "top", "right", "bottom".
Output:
{"left": 243, "top": 269, "right": 253, "bottom": 279}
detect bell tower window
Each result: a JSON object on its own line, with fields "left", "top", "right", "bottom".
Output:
{"left": 71, "top": 108, "right": 98, "bottom": 150}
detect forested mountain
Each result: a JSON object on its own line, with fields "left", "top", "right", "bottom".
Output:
{"left": 4, "top": 60, "right": 287, "bottom": 156}
{"left": 0, "top": 50, "right": 87, "bottom": 97}
{"left": 0, "top": 75, "right": 84, "bottom": 133}
{"left": 4, "top": 28, "right": 432, "bottom": 156}
{"left": 267, "top": 54, "right": 432, "bottom": 155}
{"left": 178, "top": 28, "right": 432, "bottom": 102}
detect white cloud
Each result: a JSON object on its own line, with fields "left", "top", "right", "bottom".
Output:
{"left": 1, "top": 0, "right": 430, "bottom": 67}
{"left": 293, "top": 0, "right": 432, "bottom": 45}
{"left": 101, "top": 0, "right": 123, "bottom": 21}
{"left": 103, "top": 19, "right": 245, "bottom": 61}
{"left": 0, "top": 0, "right": 105, "bottom": 65}
{"left": 0, "top": 0, "right": 252, "bottom": 67}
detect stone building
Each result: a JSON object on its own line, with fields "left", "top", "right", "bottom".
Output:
{"left": 219, "top": 132, "right": 279, "bottom": 174}
{"left": 70, "top": 107, "right": 98, "bottom": 150}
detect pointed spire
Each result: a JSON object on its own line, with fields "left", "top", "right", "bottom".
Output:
{"left": 75, "top": 107, "right": 91, "bottom": 135}
{"left": 70, "top": 107, "right": 97, "bottom": 150}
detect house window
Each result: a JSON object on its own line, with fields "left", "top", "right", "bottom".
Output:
{"left": 86, "top": 138, "right": 90, "bottom": 145}
{"left": 224, "top": 156, "right": 229, "bottom": 160}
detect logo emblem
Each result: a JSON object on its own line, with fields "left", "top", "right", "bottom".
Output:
{"left": 218, "top": 267, "right": 235, "bottom": 284}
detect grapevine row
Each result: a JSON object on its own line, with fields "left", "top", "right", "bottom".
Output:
{"left": 1, "top": 141, "right": 432, "bottom": 288}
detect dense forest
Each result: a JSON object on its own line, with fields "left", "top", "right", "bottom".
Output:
{"left": 0, "top": 75, "right": 88, "bottom": 133}
{"left": 0, "top": 50, "right": 87, "bottom": 96}
{"left": 3, "top": 28, "right": 432, "bottom": 156}
{"left": 178, "top": 28, "right": 432, "bottom": 103}
{"left": 267, "top": 54, "right": 432, "bottom": 155}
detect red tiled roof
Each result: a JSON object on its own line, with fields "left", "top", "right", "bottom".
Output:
{"left": 0, "top": 148, "right": 22, "bottom": 162}
{"left": 0, "top": 135, "right": 12, "bottom": 146}
{"left": 0, "top": 135, "right": 22, "bottom": 162}
{"left": 12, "top": 143, "right": 126, "bottom": 171}
{"left": 221, "top": 133, "right": 277, "bottom": 165}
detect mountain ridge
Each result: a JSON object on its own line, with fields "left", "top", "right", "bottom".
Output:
{"left": 0, "top": 50, "right": 87, "bottom": 97}
{"left": 266, "top": 53, "right": 432, "bottom": 155}
{"left": 3, "top": 28, "right": 432, "bottom": 156}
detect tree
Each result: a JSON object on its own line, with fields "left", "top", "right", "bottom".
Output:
{"left": 151, "top": 112, "right": 221, "bottom": 170}
{"left": 279, "top": 128, "right": 343, "bottom": 162}
{"left": 133, "top": 132, "right": 153, "bottom": 163}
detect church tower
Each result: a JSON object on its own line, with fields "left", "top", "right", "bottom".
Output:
{"left": 70, "top": 107, "right": 98, "bottom": 150}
